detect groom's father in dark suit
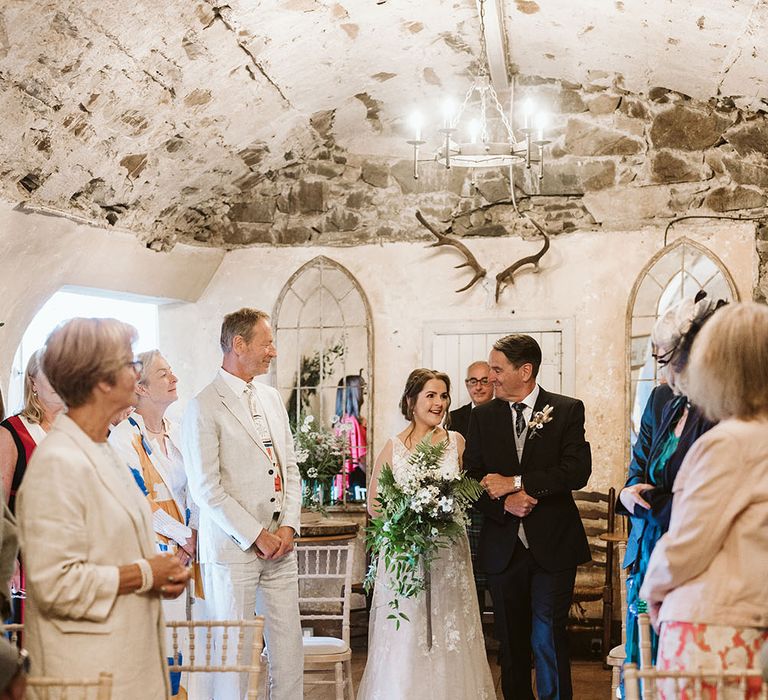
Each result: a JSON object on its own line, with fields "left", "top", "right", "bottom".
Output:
{"left": 464, "top": 334, "right": 591, "bottom": 700}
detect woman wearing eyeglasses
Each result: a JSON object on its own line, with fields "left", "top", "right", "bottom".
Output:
{"left": 616, "top": 294, "right": 723, "bottom": 682}
{"left": 17, "top": 318, "right": 191, "bottom": 700}
{"left": 109, "top": 350, "right": 203, "bottom": 699}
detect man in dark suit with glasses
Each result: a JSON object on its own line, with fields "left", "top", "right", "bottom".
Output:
{"left": 449, "top": 360, "right": 494, "bottom": 616}
{"left": 450, "top": 361, "right": 494, "bottom": 437}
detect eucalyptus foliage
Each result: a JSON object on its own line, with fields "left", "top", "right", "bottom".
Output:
{"left": 364, "top": 437, "right": 485, "bottom": 627}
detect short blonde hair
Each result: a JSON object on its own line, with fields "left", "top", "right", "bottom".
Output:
{"left": 136, "top": 349, "right": 162, "bottom": 386}
{"left": 686, "top": 302, "right": 768, "bottom": 421}
{"left": 20, "top": 349, "right": 46, "bottom": 424}
{"left": 220, "top": 308, "right": 269, "bottom": 353}
{"left": 42, "top": 318, "right": 138, "bottom": 409}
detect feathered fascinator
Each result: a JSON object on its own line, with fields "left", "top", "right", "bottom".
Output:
{"left": 653, "top": 290, "right": 727, "bottom": 370}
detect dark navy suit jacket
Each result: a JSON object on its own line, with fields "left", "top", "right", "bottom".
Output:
{"left": 464, "top": 389, "right": 592, "bottom": 574}
{"left": 448, "top": 402, "right": 472, "bottom": 438}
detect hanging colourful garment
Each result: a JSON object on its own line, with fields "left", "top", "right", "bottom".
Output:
{"left": 334, "top": 414, "right": 367, "bottom": 499}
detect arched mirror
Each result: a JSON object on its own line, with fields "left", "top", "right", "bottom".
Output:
{"left": 273, "top": 256, "right": 373, "bottom": 505}
{"left": 626, "top": 237, "right": 738, "bottom": 452}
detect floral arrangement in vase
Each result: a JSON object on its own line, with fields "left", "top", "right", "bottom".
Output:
{"left": 293, "top": 414, "right": 347, "bottom": 511}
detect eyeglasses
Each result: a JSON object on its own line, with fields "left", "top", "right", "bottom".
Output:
{"left": 465, "top": 377, "right": 490, "bottom": 387}
{"left": 127, "top": 359, "right": 144, "bottom": 374}
{"left": 651, "top": 346, "right": 677, "bottom": 367}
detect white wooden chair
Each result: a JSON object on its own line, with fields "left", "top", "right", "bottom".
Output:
{"left": 27, "top": 672, "right": 113, "bottom": 700}
{"left": 635, "top": 612, "right": 654, "bottom": 698}
{"left": 297, "top": 542, "right": 355, "bottom": 700}
{"left": 0, "top": 622, "right": 23, "bottom": 646}
{"left": 166, "top": 618, "right": 265, "bottom": 700}
{"left": 606, "top": 541, "right": 628, "bottom": 698}
{"left": 624, "top": 662, "right": 768, "bottom": 700}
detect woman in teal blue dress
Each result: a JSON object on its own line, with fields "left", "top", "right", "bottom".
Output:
{"left": 617, "top": 293, "right": 724, "bottom": 680}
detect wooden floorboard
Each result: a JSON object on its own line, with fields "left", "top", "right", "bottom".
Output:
{"left": 304, "top": 648, "right": 612, "bottom": 699}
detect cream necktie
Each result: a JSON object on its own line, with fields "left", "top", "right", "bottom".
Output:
{"left": 245, "top": 383, "right": 283, "bottom": 509}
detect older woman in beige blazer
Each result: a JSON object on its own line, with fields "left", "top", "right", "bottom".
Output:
{"left": 642, "top": 302, "right": 768, "bottom": 695}
{"left": 17, "top": 318, "right": 191, "bottom": 700}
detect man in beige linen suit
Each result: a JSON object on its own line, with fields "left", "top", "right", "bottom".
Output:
{"left": 183, "top": 308, "right": 302, "bottom": 700}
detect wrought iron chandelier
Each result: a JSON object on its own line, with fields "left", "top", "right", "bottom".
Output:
{"left": 407, "top": 0, "right": 549, "bottom": 181}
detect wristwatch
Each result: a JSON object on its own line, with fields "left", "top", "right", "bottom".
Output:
{"left": 513, "top": 475, "right": 522, "bottom": 492}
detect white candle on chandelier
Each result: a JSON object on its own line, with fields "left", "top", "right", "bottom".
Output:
{"left": 469, "top": 119, "right": 480, "bottom": 144}
{"left": 522, "top": 98, "right": 534, "bottom": 129}
{"left": 442, "top": 99, "right": 454, "bottom": 129}
{"left": 410, "top": 112, "right": 423, "bottom": 141}
{"left": 535, "top": 112, "right": 547, "bottom": 141}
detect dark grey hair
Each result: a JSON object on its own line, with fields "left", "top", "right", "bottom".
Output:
{"left": 492, "top": 334, "right": 542, "bottom": 378}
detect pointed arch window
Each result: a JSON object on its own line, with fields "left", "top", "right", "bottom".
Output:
{"left": 273, "top": 256, "right": 373, "bottom": 504}
{"left": 626, "top": 238, "right": 738, "bottom": 448}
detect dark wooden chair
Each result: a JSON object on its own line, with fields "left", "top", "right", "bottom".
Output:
{"left": 569, "top": 487, "right": 616, "bottom": 657}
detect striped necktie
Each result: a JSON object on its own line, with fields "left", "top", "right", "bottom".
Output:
{"left": 513, "top": 403, "right": 527, "bottom": 438}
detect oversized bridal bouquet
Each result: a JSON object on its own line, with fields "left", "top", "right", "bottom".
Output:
{"left": 364, "top": 437, "right": 484, "bottom": 630}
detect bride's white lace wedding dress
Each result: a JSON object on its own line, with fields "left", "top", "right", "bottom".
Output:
{"left": 357, "top": 431, "right": 496, "bottom": 700}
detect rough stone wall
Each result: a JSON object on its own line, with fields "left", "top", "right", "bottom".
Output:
{"left": 215, "top": 79, "right": 768, "bottom": 297}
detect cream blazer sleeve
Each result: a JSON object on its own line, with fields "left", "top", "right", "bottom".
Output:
{"left": 640, "top": 425, "right": 750, "bottom": 605}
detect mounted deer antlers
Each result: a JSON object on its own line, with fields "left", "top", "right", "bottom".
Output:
{"left": 415, "top": 209, "right": 551, "bottom": 302}
{"left": 495, "top": 215, "right": 550, "bottom": 302}
{"left": 415, "top": 210, "right": 487, "bottom": 293}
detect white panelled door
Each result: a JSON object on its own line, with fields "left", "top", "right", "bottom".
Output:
{"left": 423, "top": 320, "right": 574, "bottom": 408}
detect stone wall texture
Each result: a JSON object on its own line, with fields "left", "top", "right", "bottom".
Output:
{"left": 1, "top": 0, "right": 767, "bottom": 295}
{"left": 208, "top": 87, "right": 768, "bottom": 260}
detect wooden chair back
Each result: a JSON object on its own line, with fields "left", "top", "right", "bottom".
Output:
{"left": 27, "top": 672, "right": 113, "bottom": 700}
{"left": 624, "top": 662, "right": 768, "bottom": 700}
{"left": 570, "top": 488, "right": 614, "bottom": 653}
{"left": 0, "top": 622, "right": 22, "bottom": 646}
{"left": 166, "top": 618, "right": 265, "bottom": 700}
{"left": 297, "top": 543, "right": 355, "bottom": 644}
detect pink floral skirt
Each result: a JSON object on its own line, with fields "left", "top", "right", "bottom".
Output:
{"left": 655, "top": 621, "right": 768, "bottom": 699}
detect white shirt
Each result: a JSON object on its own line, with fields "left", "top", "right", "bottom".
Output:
{"left": 508, "top": 384, "right": 540, "bottom": 548}
{"left": 218, "top": 367, "right": 252, "bottom": 414}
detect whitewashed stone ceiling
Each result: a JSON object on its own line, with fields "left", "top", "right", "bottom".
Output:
{"left": 506, "top": 0, "right": 768, "bottom": 110}
{"left": 0, "top": 0, "right": 767, "bottom": 248}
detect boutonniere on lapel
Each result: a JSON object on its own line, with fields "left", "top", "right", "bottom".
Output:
{"left": 527, "top": 405, "right": 554, "bottom": 439}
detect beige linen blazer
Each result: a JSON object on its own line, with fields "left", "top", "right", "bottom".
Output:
{"left": 182, "top": 374, "right": 301, "bottom": 564}
{"left": 641, "top": 417, "right": 768, "bottom": 629}
{"left": 17, "top": 414, "right": 169, "bottom": 700}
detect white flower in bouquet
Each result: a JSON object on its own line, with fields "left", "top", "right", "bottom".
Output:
{"left": 393, "top": 462, "right": 422, "bottom": 495}
{"left": 411, "top": 484, "right": 439, "bottom": 514}
{"left": 295, "top": 447, "right": 309, "bottom": 464}
{"left": 438, "top": 496, "right": 454, "bottom": 513}
{"left": 438, "top": 462, "right": 460, "bottom": 481}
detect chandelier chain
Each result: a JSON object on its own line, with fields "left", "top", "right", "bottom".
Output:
{"left": 449, "top": 0, "right": 515, "bottom": 141}
{"left": 477, "top": 0, "right": 489, "bottom": 77}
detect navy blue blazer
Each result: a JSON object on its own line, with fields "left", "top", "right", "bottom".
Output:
{"left": 448, "top": 402, "right": 472, "bottom": 439}
{"left": 618, "top": 384, "right": 715, "bottom": 567}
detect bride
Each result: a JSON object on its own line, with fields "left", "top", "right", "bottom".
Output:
{"left": 357, "top": 368, "right": 496, "bottom": 700}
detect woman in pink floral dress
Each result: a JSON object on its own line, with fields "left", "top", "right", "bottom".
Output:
{"left": 641, "top": 302, "right": 768, "bottom": 699}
